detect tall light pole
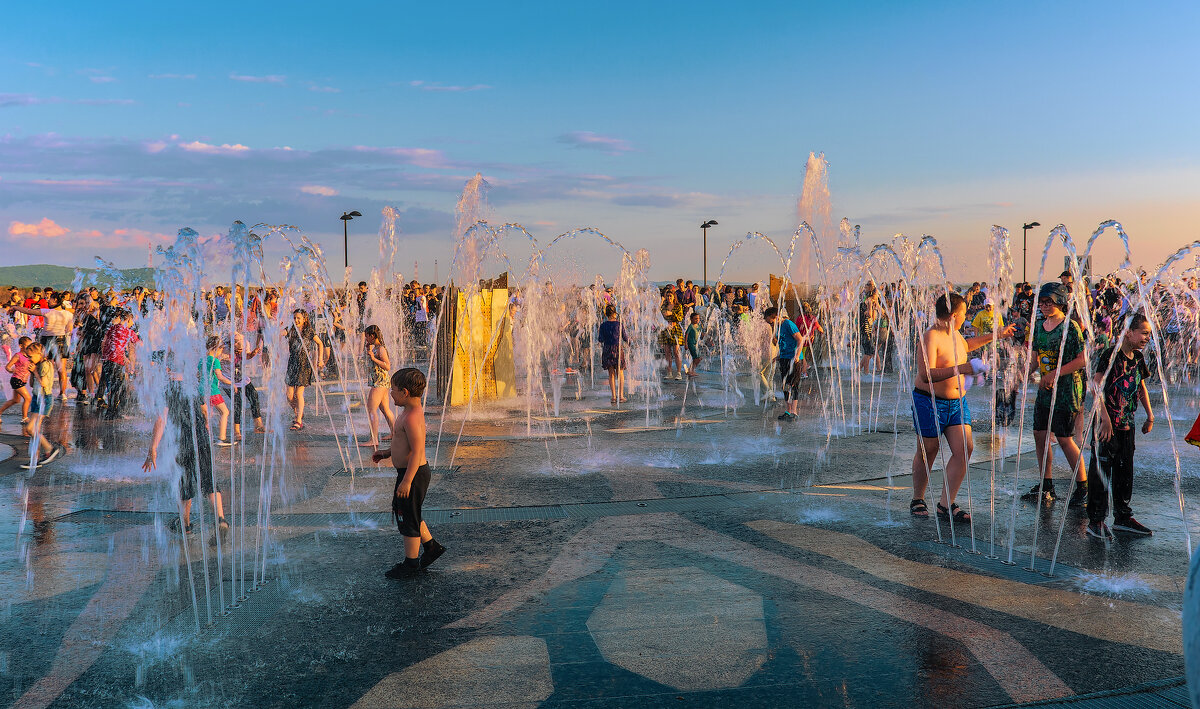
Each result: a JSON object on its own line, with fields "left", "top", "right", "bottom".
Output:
{"left": 341, "top": 210, "right": 362, "bottom": 271}
{"left": 701, "top": 220, "right": 718, "bottom": 287}
{"left": 1021, "top": 221, "right": 1040, "bottom": 284}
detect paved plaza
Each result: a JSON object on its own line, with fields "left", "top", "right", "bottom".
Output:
{"left": 1, "top": 372, "right": 1196, "bottom": 708}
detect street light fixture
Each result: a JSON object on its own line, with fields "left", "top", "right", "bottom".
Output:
{"left": 701, "top": 220, "right": 718, "bottom": 288}
{"left": 1021, "top": 221, "right": 1041, "bottom": 284}
{"left": 341, "top": 211, "right": 363, "bottom": 271}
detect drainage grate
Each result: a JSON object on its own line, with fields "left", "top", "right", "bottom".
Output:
{"left": 912, "top": 540, "right": 1084, "bottom": 583}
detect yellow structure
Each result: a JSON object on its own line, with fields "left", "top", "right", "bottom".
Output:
{"left": 450, "top": 288, "right": 516, "bottom": 405}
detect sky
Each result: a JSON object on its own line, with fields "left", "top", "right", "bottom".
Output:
{"left": 3, "top": 0, "right": 1200, "bottom": 285}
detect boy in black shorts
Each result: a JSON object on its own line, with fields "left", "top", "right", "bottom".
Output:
{"left": 373, "top": 368, "right": 445, "bottom": 577}
{"left": 1022, "top": 283, "right": 1088, "bottom": 505}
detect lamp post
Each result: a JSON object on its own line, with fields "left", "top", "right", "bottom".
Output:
{"left": 340, "top": 210, "right": 362, "bottom": 271}
{"left": 701, "top": 220, "right": 718, "bottom": 288}
{"left": 1021, "top": 221, "right": 1040, "bottom": 284}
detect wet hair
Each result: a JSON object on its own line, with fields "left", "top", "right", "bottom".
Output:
{"left": 358, "top": 281, "right": 368, "bottom": 288}
{"left": 23, "top": 341, "right": 43, "bottom": 357}
{"left": 763, "top": 307, "right": 779, "bottom": 320}
{"left": 390, "top": 367, "right": 427, "bottom": 398}
{"left": 689, "top": 311, "right": 700, "bottom": 321}
{"left": 604, "top": 305, "right": 617, "bottom": 318}
{"left": 1127, "top": 313, "right": 1150, "bottom": 332}
{"left": 205, "top": 335, "right": 223, "bottom": 351}
{"left": 934, "top": 292, "right": 966, "bottom": 319}
{"left": 364, "top": 324, "right": 382, "bottom": 343}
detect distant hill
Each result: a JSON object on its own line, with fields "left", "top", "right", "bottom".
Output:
{"left": 0, "top": 264, "right": 155, "bottom": 291}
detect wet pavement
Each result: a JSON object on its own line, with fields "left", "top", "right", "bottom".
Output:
{"left": 0, "top": 369, "right": 1196, "bottom": 708}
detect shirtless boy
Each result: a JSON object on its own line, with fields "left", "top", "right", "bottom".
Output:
{"left": 372, "top": 368, "right": 446, "bottom": 577}
{"left": 910, "top": 293, "right": 1014, "bottom": 522}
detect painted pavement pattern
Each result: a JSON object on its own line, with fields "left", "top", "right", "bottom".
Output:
{"left": 0, "top": 383, "right": 1196, "bottom": 708}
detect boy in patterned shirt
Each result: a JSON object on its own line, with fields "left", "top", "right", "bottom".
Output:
{"left": 1086, "top": 313, "right": 1154, "bottom": 538}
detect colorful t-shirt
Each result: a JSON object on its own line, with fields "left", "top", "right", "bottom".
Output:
{"left": 101, "top": 323, "right": 139, "bottom": 365}
{"left": 1032, "top": 317, "right": 1086, "bottom": 411}
{"left": 776, "top": 317, "right": 801, "bottom": 360}
{"left": 199, "top": 354, "right": 222, "bottom": 396}
{"left": 797, "top": 314, "right": 820, "bottom": 345}
{"left": 1094, "top": 346, "right": 1150, "bottom": 430}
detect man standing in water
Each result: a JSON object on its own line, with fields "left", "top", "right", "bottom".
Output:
{"left": 910, "top": 293, "right": 1014, "bottom": 522}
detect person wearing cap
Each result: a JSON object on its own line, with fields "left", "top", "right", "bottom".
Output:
{"left": 1021, "top": 282, "right": 1088, "bottom": 506}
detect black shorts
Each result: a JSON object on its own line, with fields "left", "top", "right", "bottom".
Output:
{"left": 860, "top": 336, "right": 875, "bottom": 357}
{"left": 40, "top": 335, "right": 69, "bottom": 361}
{"left": 776, "top": 357, "right": 801, "bottom": 398}
{"left": 392, "top": 463, "right": 431, "bottom": 537}
{"left": 9, "top": 377, "right": 25, "bottom": 390}
{"left": 1033, "top": 400, "right": 1079, "bottom": 438}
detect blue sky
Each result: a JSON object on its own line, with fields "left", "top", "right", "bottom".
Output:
{"left": 3, "top": 1, "right": 1199, "bottom": 283}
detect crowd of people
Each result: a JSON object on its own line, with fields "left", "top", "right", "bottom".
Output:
{"left": 3, "top": 266, "right": 1194, "bottom": 547}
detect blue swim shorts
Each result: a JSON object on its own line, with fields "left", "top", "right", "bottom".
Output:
{"left": 911, "top": 388, "right": 970, "bottom": 438}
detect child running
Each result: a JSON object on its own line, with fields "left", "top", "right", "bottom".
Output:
{"left": 598, "top": 305, "right": 628, "bottom": 404}
{"left": 1021, "top": 283, "right": 1089, "bottom": 506}
{"left": 1086, "top": 313, "right": 1155, "bottom": 538}
{"left": 144, "top": 367, "right": 228, "bottom": 542}
{"left": 372, "top": 368, "right": 446, "bottom": 577}
{"left": 227, "top": 332, "right": 265, "bottom": 441}
{"left": 0, "top": 336, "right": 33, "bottom": 423}
{"left": 19, "top": 342, "right": 66, "bottom": 468}
{"left": 201, "top": 336, "right": 236, "bottom": 446}
{"left": 360, "top": 324, "right": 395, "bottom": 447}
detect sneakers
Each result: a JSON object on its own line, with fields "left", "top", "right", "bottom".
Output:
{"left": 777, "top": 412, "right": 796, "bottom": 421}
{"left": 385, "top": 559, "right": 421, "bottom": 578}
{"left": 168, "top": 517, "right": 194, "bottom": 534}
{"left": 1086, "top": 521, "right": 1114, "bottom": 540}
{"left": 1067, "top": 483, "right": 1088, "bottom": 508}
{"left": 420, "top": 540, "right": 447, "bottom": 569}
{"left": 43, "top": 444, "right": 64, "bottom": 464}
{"left": 1019, "top": 481, "right": 1056, "bottom": 502}
{"left": 1113, "top": 517, "right": 1153, "bottom": 536}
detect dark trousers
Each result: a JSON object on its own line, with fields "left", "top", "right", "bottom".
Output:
{"left": 226, "top": 382, "right": 261, "bottom": 423}
{"left": 99, "top": 361, "right": 127, "bottom": 417}
{"left": 1087, "top": 426, "right": 1135, "bottom": 523}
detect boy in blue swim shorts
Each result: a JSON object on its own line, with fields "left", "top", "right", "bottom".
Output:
{"left": 910, "top": 292, "right": 1014, "bottom": 523}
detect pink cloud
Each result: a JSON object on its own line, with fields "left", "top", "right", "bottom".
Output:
{"left": 8, "top": 218, "right": 70, "bottom": 237}
{"left": 300, "top": 185, "right": 338, "bottom": 196}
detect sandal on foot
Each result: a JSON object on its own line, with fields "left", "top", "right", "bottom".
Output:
{"left": 610, "top": 397, "right": 618, "bottom": 404}
{"left": 289, "top": 421, "right": 304, "bottom": 431}
{"left": 910, "top": 498, "right": 929, "bottom": 518}
{"left": 937, "top": 502, "right": 971, "bottom": 524}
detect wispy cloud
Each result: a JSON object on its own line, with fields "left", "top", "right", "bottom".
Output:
{"left": 300, "top": 185, "right": 338, "bottom": 197}
{"left": 0, "top": 93, "right": 135, "bottom": 108}
{"left": 229, "top": 72, "right": 286, "bottom": 84}
{"left": 557, "top": 131, "right": 633, "bottom": 155}
{"left": 79, "top": 68, "right": 116, "bottom": 83}
{"left": 408, "top": 80, "right": 491, "bottom": 93}
{"left": 9, "top": 218, "right": 70, "bottom": 237}
{"left": 308, "top": 84, "right": 341, "bottom": 93}
{"left": 149, "top": 73, "right": 197, "bottom": 80}
{"left": 178, "top": 141, "right": 252, "bottom": 154}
